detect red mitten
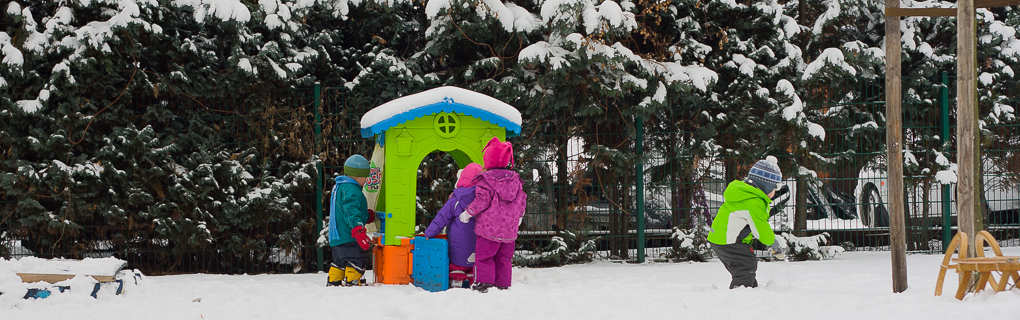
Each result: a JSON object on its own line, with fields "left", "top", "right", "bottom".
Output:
{"left": 352, "top": 225, "right": 371, "bottom": 250}
{"left": 367, "top": 209, "right": 376, "bottom": 224}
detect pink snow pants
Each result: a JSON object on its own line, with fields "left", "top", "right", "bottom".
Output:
{"left": 450, "top": 264, "right": 474, "bottom": 286}
{"left": 473, "top": 236, "right": 514, "bottom": 287}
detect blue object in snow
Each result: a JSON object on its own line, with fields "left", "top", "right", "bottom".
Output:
{"left": 411, "top": 236, "right": 450, "bottom": 292}
{"left": 20, "top": 279, "right": 125, "bottom": 299}
{"left": 24, "top": 288, "right": 51, "bottom": 299}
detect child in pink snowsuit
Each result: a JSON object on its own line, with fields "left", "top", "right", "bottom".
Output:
{"left": 459, "top": 137, "right": 527, "bottom": 293}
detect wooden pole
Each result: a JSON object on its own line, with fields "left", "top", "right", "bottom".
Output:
{"left": 885, "top": 0, "right": 908, "bottom": 293}
{"left": 957, "top": 0, "right": 980, "bottom": 258}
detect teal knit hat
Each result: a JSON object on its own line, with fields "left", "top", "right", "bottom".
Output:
{"left": 344, "top": 154, "right": 370, "bottom": 178}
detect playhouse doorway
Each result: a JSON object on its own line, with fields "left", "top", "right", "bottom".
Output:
{"left": 413, "top": 151, "right": 472, "bottom": 233}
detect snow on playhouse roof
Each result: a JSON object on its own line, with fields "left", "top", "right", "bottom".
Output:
{"left": 360, "top": 86, "right": 523, "bottom": 138}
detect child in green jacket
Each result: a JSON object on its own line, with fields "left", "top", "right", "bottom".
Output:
{"left": 327, "top": 155, "right": 373, "bottom": 287}
{"left": 707, "top": 156, "right": 788, "bottom": 289}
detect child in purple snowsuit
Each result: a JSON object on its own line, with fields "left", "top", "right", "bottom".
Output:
{"left": 459, "top": 137, "right": 527, "bottom": 293}
{"left": 423, "top": 163, "right": 483, "bottom": 288}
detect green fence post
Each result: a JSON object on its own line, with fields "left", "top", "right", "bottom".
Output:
{"left": 940, "top": 71, "right": 952, "bottom": 251}
{"left": 314, "top": 82, "right": 324, "bottom": 272}
{"left": 635, "top": 116, "right": 645, "bottom": 263}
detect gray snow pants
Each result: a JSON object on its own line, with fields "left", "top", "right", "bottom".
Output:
{"left": 712, "top": 242, "right": 758, "bottom": 289}
{"left": 331, "top": 241, "right": 367, "bottom": 272}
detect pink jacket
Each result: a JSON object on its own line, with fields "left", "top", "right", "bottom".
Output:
{"left": 466, "top": 169, "right": 527, "bottom": 243}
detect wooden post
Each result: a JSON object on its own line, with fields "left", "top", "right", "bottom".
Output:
{"left": 881, "top": 0, "right": 1016, "bottom": 295}
{"left": 885, "top": 0, "right": 909, "bottom": 293}
{"left": 957, "top": 0, "right": 980, "bottom": 258}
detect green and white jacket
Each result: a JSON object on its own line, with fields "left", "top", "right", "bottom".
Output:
{"left": 707, "top": 180, "right": 777, "bottom": 246}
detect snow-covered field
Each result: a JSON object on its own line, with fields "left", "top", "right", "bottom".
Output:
{"left": 4, "top": 248, "right": 1020, "bottom": 320}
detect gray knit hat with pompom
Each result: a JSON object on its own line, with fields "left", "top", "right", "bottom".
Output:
{"left": 745, "top": 156, "right": 782, "bottom": 194}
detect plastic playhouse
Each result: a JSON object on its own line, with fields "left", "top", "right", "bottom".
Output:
{"left": 359, "top": 86, "right": 522, "bottom": 291}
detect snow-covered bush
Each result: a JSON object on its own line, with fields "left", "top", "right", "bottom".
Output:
{"left": 661, "top": 225, "right": 712, "bottom": 262}
{"left": 514, "top": 231, "right": 598, "bottom": 267}
{"left": 780, "top": 232, "right": 844, "bottom": 261}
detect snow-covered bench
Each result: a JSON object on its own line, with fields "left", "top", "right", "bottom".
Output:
{"left": 2, "top": 256, "right": 137, "bottom": 298}
{"left": 13, "top": 256, "right": 126, "bottom": 282}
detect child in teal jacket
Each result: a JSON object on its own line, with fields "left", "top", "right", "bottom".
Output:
{"left": 327, "top": 154, "right": 372, "bottom": 287}
{"left": 707, "top": 156, "right": 788, "bottom": 289}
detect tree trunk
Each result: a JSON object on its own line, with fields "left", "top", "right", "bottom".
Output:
{"left": 670, "top": 131, "right": 682, "bottom": 230}
{"left": 618, "top": 173, "right": 632, "bottom": 260}
{"left": 795, "top": 179, "right": 808, "bottom": 236}
{"left": 671, "top": 173, "right": 682, "bottom": 229}
{"left": 555, "top": 135, "right": 570, "bottom": 231}
{"left": 724, "top": 157, "right": 740, "bottom": 183}
{"left": 537, "top": 164, "right": 557, "bottom": 231}
{"left": 976, "top": 160, "right": 985, "bottom": 232}
{"left": 798, "top": 0, "right": 807, "bottom": 25}
{"left": 601, "top": 164, "right": 631, "bottom": 261}
{"left": 681, "top": 169, "right": 696, "bottom": 229}
{"left": 671, "top": 132, "right": 696, "bottom": 230}
{"left": 597, "top": 126, "right": 631, "bottom": 260}
{"left": 919, "top": 179, "right": 932, "bottom": 251}
{"left": 904, "top": 184, "right": 914, "bottom": 251}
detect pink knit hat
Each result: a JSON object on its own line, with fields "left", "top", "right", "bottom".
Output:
{"left": 482, "top": 137, "right": 514, "bottom": 170}
{"left": 456, "top": 163, "right": 483, "bottom": 188}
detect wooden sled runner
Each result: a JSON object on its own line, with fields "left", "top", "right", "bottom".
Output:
{"left": 936, "top": 231, "right": 1020, "bottom": 300}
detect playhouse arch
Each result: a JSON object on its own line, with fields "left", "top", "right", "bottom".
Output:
{"left": 360, "top": 87, "right": 522, "bottom": 245}
{"left": 402, "top": 132, "right": 486, "bottom": 169}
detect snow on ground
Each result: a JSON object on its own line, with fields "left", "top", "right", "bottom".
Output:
{"left": 4, "top": 248, "right": 1020, "bottom": 319}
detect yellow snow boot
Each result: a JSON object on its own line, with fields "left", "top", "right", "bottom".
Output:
{"left": 327, "top": 266, "right": 344, "bottom": 287}
{"left": 344, "top": 266, "right": 365, "bottom": 287}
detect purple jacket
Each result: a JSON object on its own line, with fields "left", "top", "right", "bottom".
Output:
{"left": 466, "top": 169, "right": 527, "bottom": 243}
{"left": 423, "top": 187, "right": 477, "bottom": 267}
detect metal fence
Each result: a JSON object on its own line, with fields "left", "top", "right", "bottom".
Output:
{"left": 5, "top": 76, "right": 1020, "bottom": 274}
{"left": 315, "top": 77, "right": 1020, "bottom": 268}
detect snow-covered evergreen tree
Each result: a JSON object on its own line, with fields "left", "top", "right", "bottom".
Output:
{"left": 510, "top": 0, "right": 719, "bottom": 258}
{"left": 788, "top": 0, "right": 885, "bottom": 224}
{"left": 658, "top": 0, "right": 806, "bottom": 182}
{"left": 0, "top": 1, "right": 319, "bottom": 271}
{"left": 975, "top": 8, "right": 1020, "bottom": 181}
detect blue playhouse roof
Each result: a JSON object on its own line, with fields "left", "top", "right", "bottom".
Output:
{"left": 360, "top": 87, "right": 523, "bottom": 138}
